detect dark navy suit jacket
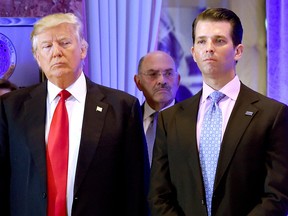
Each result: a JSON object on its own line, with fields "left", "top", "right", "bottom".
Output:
{"left": 0, "top": 77, "right": 149, "bottom": 216}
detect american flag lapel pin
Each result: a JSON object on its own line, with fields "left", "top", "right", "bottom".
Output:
{"left": 96, "top": 106, "right": 103, "bottom": 112}
{"left": 245, "top": 111, "right": 253, "bottom": 116}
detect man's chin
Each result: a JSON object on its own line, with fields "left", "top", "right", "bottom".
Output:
{"left": 155, "top": 95, "right": 173, "bottom": 103}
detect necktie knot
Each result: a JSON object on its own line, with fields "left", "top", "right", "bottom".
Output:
{"left": 150, "top": 111, "right": 159, "bottom": 124}
{"left": 59, "top": 90, "right": 71, "bottom": 101}
{"left": 209, "top": 91, "right": 225, "bottom": 104}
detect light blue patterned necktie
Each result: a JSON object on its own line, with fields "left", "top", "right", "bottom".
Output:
{"left": 199, "top": 91, "right": 225, "bottom": 216}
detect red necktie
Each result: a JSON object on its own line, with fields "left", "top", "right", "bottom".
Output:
{"left": 47, "top": 90, "right": 71, "bottom": 216}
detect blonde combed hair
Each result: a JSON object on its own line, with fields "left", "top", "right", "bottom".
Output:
{"left": 30, "top": 13, "right": 88, "bottom": 55}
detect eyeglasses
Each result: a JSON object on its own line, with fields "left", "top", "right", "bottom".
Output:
{"left": 140, "top": 70, "right": 177, "bottom": 80}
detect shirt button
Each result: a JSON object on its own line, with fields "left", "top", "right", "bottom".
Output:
{"left": 42, "top": 192, "right": 47, "bottom": 199}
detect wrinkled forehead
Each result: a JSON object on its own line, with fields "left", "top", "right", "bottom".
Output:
{"left": 142, "top": 54, "right": 176, "bottom": 71}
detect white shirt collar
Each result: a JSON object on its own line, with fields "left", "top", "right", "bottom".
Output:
{"left": 143, "top": 102, "right": 155, "bottom": 121}
{"left": 143, "top": 99, "right": 175, "bottom": 120}
{"left": 201, "top": 75, "right": 241, "bottom": 104}
{"left": 47, "top": 72, "right": 87, "bottom": 103}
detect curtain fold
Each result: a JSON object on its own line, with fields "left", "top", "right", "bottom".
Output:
{"left": 85, "top": 0, "right": 162, "bottom": 102}
{"left": 266, "top": 0, "right": 288, "bottom": 105}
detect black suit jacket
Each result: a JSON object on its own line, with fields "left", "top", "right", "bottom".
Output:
{"left": 149, "top": 83, "right": 288, "bottom": 215}
{"left": 0, "top": 78, "right": 148, "bottom": 216}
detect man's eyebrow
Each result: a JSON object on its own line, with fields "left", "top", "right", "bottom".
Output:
{"left": 147, "top": 68, "right": 174, "bottom": 72}
{"left": 214, "top": 35, "right": 227, "bottom": 39}
{"left": 39, "top": 40, "right": 52, "bottom": 46}
{"left": 147, "top": 69, "right": 159, "bottom": 72}
{"left": 195, "top": 36, "right": 207, "bottom": 40}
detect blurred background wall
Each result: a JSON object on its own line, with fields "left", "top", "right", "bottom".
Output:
{"left": 1, "top": 0, "right": 286, "bottom": 105}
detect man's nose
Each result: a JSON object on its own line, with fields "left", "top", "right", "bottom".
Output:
{"left": 52, "top": 44, "right": 63, "bottom": 57}
{"left": 156, "top": 72, "right": 168, "bottom": 84}
{"left": 206, "top": 40, "right": 215, "bottom": 53}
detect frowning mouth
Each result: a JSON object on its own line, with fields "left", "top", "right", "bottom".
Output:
{"left": 204, "top": 58, "right": 216, "bottom": 62}
{"left": 155, "top": 87, "right": 171, "bottom": 93}
{"left": 52, "top": 62, "right": 65, "bottom": 67}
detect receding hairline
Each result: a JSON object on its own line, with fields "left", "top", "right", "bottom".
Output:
{"left": 137, "top": 51, "right": 176, "bottom": 73}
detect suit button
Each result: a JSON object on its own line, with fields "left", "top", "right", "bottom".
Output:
{"left": 42, "top": 192, "right": 47, "bottom": 199}
{"left": 201, "top": 199, "right": 205, "bottom": 205}
{"left": 74, "top": 196, "right": 78, "bottom": 200}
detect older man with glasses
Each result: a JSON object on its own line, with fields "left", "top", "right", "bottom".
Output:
{"left": 134, "top": 50, "right": 181, "bottom": 166}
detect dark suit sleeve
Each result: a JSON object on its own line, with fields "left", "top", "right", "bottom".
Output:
{"left": 148, "top": 112, "right": 184, "bottom": 216}
{"left": 125, "top": 98, "right": 150, "bottom": 216}
{"left": 248, "top": 103, "right": 288, "bottom": 215}
{"left": 0, "top": 97, "right": 10, "bottom": 215}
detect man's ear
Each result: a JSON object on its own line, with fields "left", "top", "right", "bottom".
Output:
{"left": 234, "top": 44, "right": 244, "bottom": 61}
{"left": 80, "top": 41, "right": 88, "bottom": 60}
{"left": 134, "top": 74, "right": 143, "bottom": 91}
{"left": 191, "top": 46, "right": 197, "bottom": 62}
{"left": 34, "top": 52, "right": 41, "bottom": 68}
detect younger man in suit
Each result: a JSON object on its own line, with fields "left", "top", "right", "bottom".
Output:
{"left": 149, "top": 8, "right": 288, "bottom": 216}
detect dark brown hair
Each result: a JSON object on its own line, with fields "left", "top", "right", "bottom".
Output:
{"left": 192, "top": 8, "right": 243, "bottom": 47}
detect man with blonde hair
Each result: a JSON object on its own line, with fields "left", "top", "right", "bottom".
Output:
{"left": 0, "top": 13, "right": 148, "bottom": 216}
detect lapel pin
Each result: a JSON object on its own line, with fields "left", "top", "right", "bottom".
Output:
{"left": 96, "top": 106, "right": 103, "bottom": 112}
{"left": 245, "top": 111, "right": 253, "bottom": 116}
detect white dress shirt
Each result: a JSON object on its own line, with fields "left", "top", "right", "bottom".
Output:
{"left": 197, "top": 75, "right": 241, "bottom": 149}
{"left": 45, "top": 72, "right": 87, "bottom": 216}
{"left": 143, "top": 100, "right": 175, "bottom": 133}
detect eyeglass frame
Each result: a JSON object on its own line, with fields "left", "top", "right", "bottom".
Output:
{"left": 139, "top": 69, "right": 178, "bottom": 80}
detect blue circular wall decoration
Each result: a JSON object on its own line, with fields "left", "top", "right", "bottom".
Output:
{"left": 0, "top": 33, "right": 17, "bottom": 79}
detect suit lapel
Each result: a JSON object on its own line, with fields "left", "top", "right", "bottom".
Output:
{"left": 73, "top": 80, "right": 108, "bottom": 194}
{"left": 24, "top": 82, "right": 47, "bottom": 186}
{"left": 178, "top": 94, "right": 199, "bottom": 163}
{"left": 214, "top": 84, "right": 259, "bottom": 189}
{"left": 178, "top": 91, "right": 205, "bottom": 197}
